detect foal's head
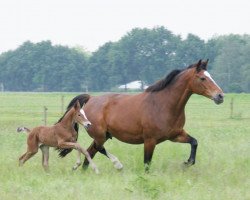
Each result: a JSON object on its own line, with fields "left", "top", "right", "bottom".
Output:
{"left": 187, "top": 59, "right": 224, "bottom": 104}
{"left": 73, "top": 101, "right": 92, "bottom": 129}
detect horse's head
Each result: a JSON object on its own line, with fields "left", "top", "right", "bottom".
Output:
{"left": 74, "top": 100, "right": 92, "bottom": 129}
{"left": 188, "top": 59, "right": 224, "bottom": 104}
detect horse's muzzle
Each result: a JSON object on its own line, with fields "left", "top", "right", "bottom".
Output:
{"left": 213, "top": 93, "right": 224, "bottom": 104}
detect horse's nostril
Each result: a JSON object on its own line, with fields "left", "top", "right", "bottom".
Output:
{"left": 218, "top": 93, "right": 223, "bottom": 99}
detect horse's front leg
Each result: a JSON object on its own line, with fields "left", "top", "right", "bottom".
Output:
{"left": 144, "top": 139, "right": 156, "bottom": 172}
{"left": 98, "top": 148, "right": 123, "bottom": 170}
{"left": 82, "top": 141, "right": 99, "bottom": 169}
{"left": 171, "top": 130, "right": 198, "bottom": 166}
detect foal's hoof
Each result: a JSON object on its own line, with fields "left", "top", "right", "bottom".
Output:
{"left": 184, "top": 160, "right": 195, "bottom": 167}
{"left": 94, "top": 168, "right": 100, "bottom": 174}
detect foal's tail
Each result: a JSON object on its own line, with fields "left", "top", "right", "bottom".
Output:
{"left": 17, "top": 127, "right": 31, "bottom": 133}
{"left": 56, "top": 94, "right": 91, "bottom": 158}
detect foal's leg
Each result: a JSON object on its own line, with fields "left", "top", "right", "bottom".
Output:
{"left": 82, "top": 140, "right": 102, "bottom": 169}
{"left": 19, "top": 135, "right": 39, "bottom": 166}
{"left": 19, "top": 151, "right": 38, "bottom": 166}
{"left": 40, "top": 145, "right": 50, "bottom": 172}
{"left": 19, "top": 152, "right": 27, "bottom": 164}
{"left": 58, "top": 141, "right": 99, "bottom": 174}
{"left": 72, "top": 151, "right": 81, "bottom": 170}
{"left": 171, "top": 130, "right": 198, "bottom": 166}
{"left": 144, "top": 139, "right": 156, "bottom": 172}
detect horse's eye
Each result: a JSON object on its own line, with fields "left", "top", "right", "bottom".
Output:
{"left": 200, "top": 77, "right": 206, "bottom": 81}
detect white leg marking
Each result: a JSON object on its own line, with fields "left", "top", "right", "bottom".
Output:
{"left": 106, "top": 151, "right": 123, "bottom": 170}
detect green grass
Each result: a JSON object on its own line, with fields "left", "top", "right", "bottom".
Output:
{"left": 0, "top": 92, "right": 249, "bottom": 200}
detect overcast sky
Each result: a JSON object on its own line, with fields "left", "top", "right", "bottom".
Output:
{"left": 0, "top": 0, "right": 250, "bottom": 53}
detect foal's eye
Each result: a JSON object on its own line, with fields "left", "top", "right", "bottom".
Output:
{"left": 200, "top": 77, "right": 206, "bottom": 81}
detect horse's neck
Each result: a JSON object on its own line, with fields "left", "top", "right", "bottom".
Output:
{"left": 156, "top": 74, "right": 192, "bottom": 114}
{"left": 60, "top": 109, "right": 75, "bottom": 129}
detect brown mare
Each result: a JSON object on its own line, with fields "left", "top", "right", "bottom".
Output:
{"left": 58, "top": 59, "right": 224, "bottom": 171}
{"left": 17, "top": 101, "right": 99, "bottom": 174}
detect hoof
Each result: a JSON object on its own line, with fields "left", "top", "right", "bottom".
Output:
{"left": 184, "top": 160, "right": 195, "bottom": 166}
{"left": 82, "top": 164, "right": 89, "bottom": 170}
{"left": 114, "top": 161, "right": 123, "bottom": 170}
{"left": 144, "top": 164, "right": 150, "bottom": 173}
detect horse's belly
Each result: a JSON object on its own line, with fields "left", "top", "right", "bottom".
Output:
{"left": 109, "top": 129, "right": 144, "bottom": 144}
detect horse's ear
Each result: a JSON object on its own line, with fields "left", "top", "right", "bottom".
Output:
{"left": 201, "top": 59, "right": 209, "bottom": 70}
{"left": 196, "top": 59, "right": 202, "bottom": 72}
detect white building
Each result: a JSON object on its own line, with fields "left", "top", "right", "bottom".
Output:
{"left": 118, "top": 80, "right": 148, "bottom": 90}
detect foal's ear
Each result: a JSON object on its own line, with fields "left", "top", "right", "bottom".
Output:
{"left": 74, "top": 100, "right": 81, "bottom": 110}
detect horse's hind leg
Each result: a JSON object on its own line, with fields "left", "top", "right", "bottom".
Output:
{"left": 40, "top": 145, "right": 50, "bottom": 172}
{"left": 144, "top": 139, "right": 156, "bottom": 172}
{"left": 171, "top": 130, "right": 198, "bottom": 166}
{"left": 72, "top": 151, "right": 81, "bottom": 170}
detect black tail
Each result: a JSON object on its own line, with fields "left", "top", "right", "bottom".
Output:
{"left": 56, "top": 94, "right": 91, "bottom": 158}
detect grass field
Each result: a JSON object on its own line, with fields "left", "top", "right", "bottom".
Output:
{"left": 0, "top": 92, "right": 249, "bottom": 200}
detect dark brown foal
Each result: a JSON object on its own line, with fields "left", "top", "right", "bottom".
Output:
{"left": 17, "top": 101, "right": 99, "bottom": 174}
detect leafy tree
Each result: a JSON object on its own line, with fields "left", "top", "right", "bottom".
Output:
{"left": 211, "top": 35, "right": 248, "bottom": 92}
{"left": 176, "top": 34, "right": 206, "bottom": 67}
{"left": 0, "top": 41, "right": 89, "bottom": 91}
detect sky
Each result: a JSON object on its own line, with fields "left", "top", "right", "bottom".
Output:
{"left": 0, "top": 0, "right": 250, "bottom": 53}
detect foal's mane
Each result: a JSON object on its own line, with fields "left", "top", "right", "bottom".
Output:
{"left": 56, "top": 94, "right": 90, "bottom": 124}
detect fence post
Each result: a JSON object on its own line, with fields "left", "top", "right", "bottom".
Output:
{"left": 61, "top": 95, "right": 64, "bottom": 114}
{"left": 230, "top": 98, "right": 234, "bottom": 118}
{"left": 43, "top": 106, "right": 48, "bottom": 125}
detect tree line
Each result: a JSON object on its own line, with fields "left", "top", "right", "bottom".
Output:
{"left": 0, "top": 26, "right": 249, "bottom": 92}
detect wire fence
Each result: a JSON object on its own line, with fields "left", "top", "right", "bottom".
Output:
{"left": 1, "top": 93, "right": 250, "bottom": 126}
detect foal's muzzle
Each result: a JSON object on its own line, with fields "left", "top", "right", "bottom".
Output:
{"left": 213, "top": 93, "right": 224, "bottom": 105}
{"left": 83, "top": 121, "right": 92, "bottom": 130}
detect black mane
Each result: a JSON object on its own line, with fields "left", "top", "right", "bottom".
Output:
{"left": 145, "top": 60, "right": 208, "bottom": 93}
{"left": 145, "top": 69, "right": 183, "bottom": 92}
